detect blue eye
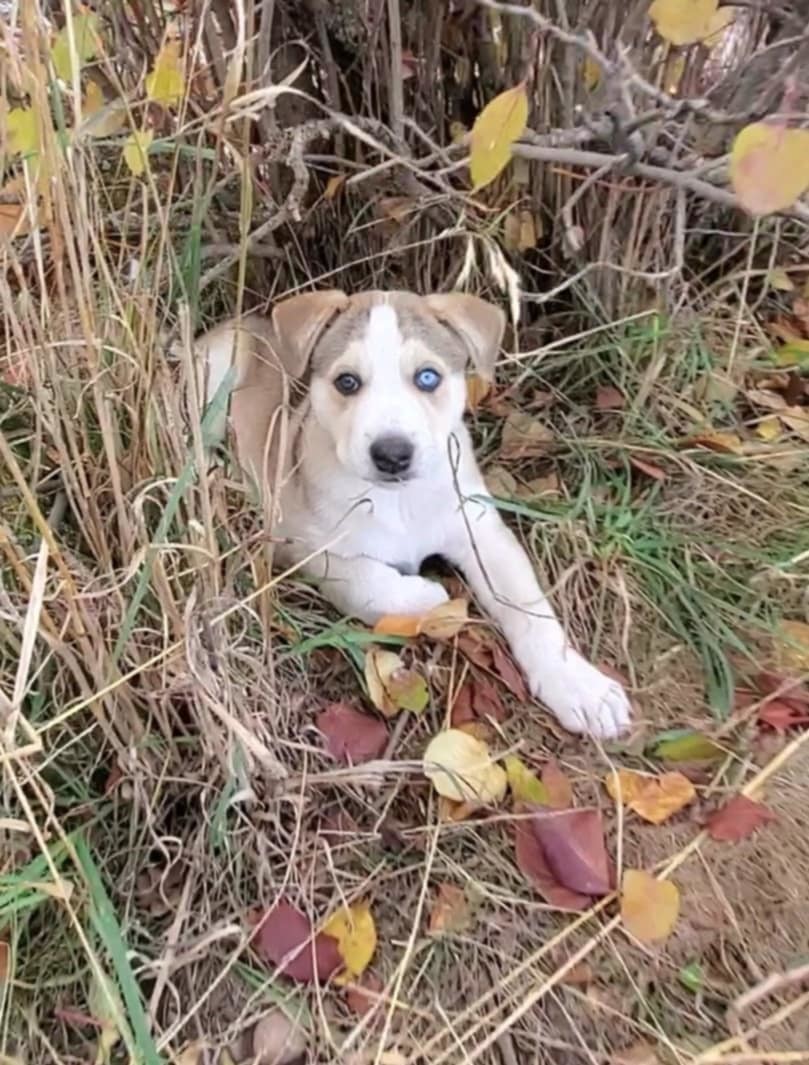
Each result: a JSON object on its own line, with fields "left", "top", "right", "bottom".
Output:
{"left": 334, "top": 372, "right": 362, "bottom": 396}
{"left": 414, "top": 367, "right": 442, "bottom": 392}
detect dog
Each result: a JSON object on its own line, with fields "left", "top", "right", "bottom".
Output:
{"left": 194, "top": 289, "right": 631, "bottom": 739}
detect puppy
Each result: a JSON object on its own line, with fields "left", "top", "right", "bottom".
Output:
{"left": 195, "top": 290, "right": 631, "bottom": 738}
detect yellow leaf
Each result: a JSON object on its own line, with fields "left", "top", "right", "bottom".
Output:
{"left": 469, "top": 82, "right": 528, "bottom": 191}
{"left": 324, "top": 174, "right": 346, "bottom": 200}
{"left": 621, "top": 869, "right": 680, "bottom": 943}
{"left": 768, "top": 267, "right": 795, "bottom": 292}
{"left": 373, "top": 598, "right": 468, "bottom": 641}
{"left": 688, "top": 430, "right": 745, "bottom": 455}
{"left": 773, "top": 338, "right": 809, "bottom": 368}
{"left": 730, "top": 123, "right": 809, "bottom": 217}
{"left": 605, "top": 769, "right": 695, "bottom": 824}
{"left": 6, "top": 108, "right": 40, "bottom": 160}
{"left": 146, "top": 39, "right": 185, "bottom": 108}
{"left": 582, "top": 55, "right": 601, "bottom": 92}
{"left": 79, "top": 82, "right": 128, "bottom": 138}
{"left": 50, "top": 10, "right": 100, "bottom": 82}
{"left": 364, "top": 648, "right": 428, "bottom": 716}
{"left": 322, "top": 902, "right": 377, "bottom": 981}
{"left": 466, "top": 373, "right": 492, "bottom": 411}
{"left": 648, "top": 0, "right": 733, "bottom": 46}
{"left": 424, "top": 729, "right": 507, "bottom": 805}
{"left": 418, "top": 598, "right": 468, "bottom": 640}
{"left": 775, "top": 620, "right": 809, "bottom": 674}
{"left": 123, "top": 129, "right": 153, "bottom": 176}
{"left": 505, "top": 755, "right": 549, "bottom": 805}
{"left": 779, "top": 406, "right": 809, "bottom": 443}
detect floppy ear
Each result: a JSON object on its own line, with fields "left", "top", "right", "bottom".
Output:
{"left": 271, "top": 289, "right": 349, "bottom": 377}
{"left": 423, "top": 293, "right": 506, "bottom": 381}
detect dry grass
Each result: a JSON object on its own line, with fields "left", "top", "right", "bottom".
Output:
{"left": 3, "top": 3, "right": 809, "bottom": 1064}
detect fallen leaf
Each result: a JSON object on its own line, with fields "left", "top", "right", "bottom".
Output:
{"left": 252, "top": 1009, "right": 308, "bottom": 1065}
{"left": 629, "top": 455, "right": 667, "bottom": 481}
{"left": 755, "top": 416, "right": 783, "bottom": 442}
{"left": 372, "top": 614, "right": 421, "bottom": 638}
{"left": 560, "top": 962, "right": 593, "bottom": 987}
{"left": 324, "top": 174, "right": 346, "bottom": 200}
{"left": 469, "top": 82, "right": 528, "bottom": 191}
{"left": 730, "top": 122, "right": 809, "bottom": 217}
{"left": 514, "top": 816, "right": 591, "bottom": 910}
{"left": 146, "top": 38, "right": 185, "bottom": 108}
{"left": 321, "top": 902, "right": 377, "bottom": 981}
{"left": 254, "top": 901, "right": 342, "bottom": 983}
{"left": 423, "top": 729, "right": 507, "bottom": 805}
{"left": 605, "top": 769, "right": 696, "bottom": 824}
{"left": 773, "top": 339, "right": 809, "bottom": 368}
{"left": 491, "top": 642, "right": 529, "bottom": 701}
{"left": 753, "top": 671, "right": 809, "bottom": 707}
{"left": 687, "top": 430, "right": 745, "bottom": 455}
{"left": 79, "top": 82, "right": 129, "bottom": 138}
{"left": 542, "top": 759, "right": 573, "bottom": 808}
{"left": 437, "top": 795, "right": 479, "bottom": 822}
{"left": 651, "top": 731, "right": 725, "bottom": 764}
{"left": 484, "top": 464, "right": 518, "bottom": 499}
{"left": 505, "top": 755, "right": 549, "bottom": 805}
{"left": 705, "top": 795, "right": 776, "bottom": 842}
{"left": 6, "top": 107, "right": 40, "bottom": 159}
{"left": 595, "top": 385, "right": 625, "bottom": 411}
{"left": 419, "top": 598, "right": 469, "bottom": 640}
{"left": 470, "top": 673, "right": 509, "bottom": 722}
{"left": 758, "top": 699, "right": 809, "bottom": 732}
{"left": 500, "top": 411, "right": 554, "bottom": 460}
{"left": 768, "top": 267, "right": 795, "bottom": 292}
{"left": 620, "top": 869, "right": 680, "bottom": 943}
{"left": 530, "top": 808, "right": 612, "bottom": 896}
{"left": 365, "top": 648, "right": 429, "bottom": 717}
{"left": 649, "top": 0, "right": 733, "bottom": 45}
{"left": 123, "top": 129, "right": 153, "bottom": 176}
{"left": 345, "top": 971, "right": 383, "bottom": 1018}
{"left": 50, "top": 10, "right": 100, "bottom": 82}
{"left": 455, "top": 720, "right": 494, "bottom": 743}
{"left": 0, "top": 200, "right": 33, "bottom": 241}
{"left": 466, "top": 374, "right": 492, "bottom": 410}
{"left": 316, "top": 703, "right": 388, "bottom": 764}
{"left": 779, "top": 406, "right": 809, "bottom": 443}
{"left": 428, "top": 882, "right": 472, "bottom": 933}
{"left": 774, "top": 620, "right": 809, "bottom": 674}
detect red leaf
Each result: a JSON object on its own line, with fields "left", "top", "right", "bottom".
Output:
{"left": 471, "top": 674, "right": 508, "bottom": 722}
{"left": 629, "top": 456, "right": 667, "bottom": 481}
{"left": 595, "top": 385, "right": 625, "bottom": 411}
{"left": 456, "top": 630, "right": 494, "bottom": 669}
{"left": 345, "top": 971, "right": 384, "bottom": 1017}
{"left": 754, "top": 671, "right": 809, "bottom": 708}
{"left": 491, "top": 643, "right": 529, "bottom": 702}
{"left": 531, "top": 808, "right": 612, "bottom": 895}
{"left": 758, "top": 699, "right": 809, "bottom": 733}
{"left": 253, "top": 901, "right": 342, "bottom": 983}
{"left": 705, "top": 795, "right": 777, "bottom": 842}
{"left": 542, "top": 759, "right": 573, "bottom": 808}
{"left": 450, "top": 681, "right": 475, "bottom": 725}
{"left": 514, "top": 817, "right": 591, "bottom": 910}
{"left": 317, "top": 703, "right": 388, "bottom": 764}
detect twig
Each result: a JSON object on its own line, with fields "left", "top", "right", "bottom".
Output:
{"left": 386, "top": 0, "right": 405, "bottom": 142}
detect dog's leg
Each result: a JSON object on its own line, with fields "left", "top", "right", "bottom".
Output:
{"left": 289, "top": 551, "right": 449, "bottom": 625}
{"left": 445, "top": 503, "right": 631, "bottom": 739}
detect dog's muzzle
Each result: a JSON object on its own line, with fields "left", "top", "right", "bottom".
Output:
{"left": 369, "top": 434, "right": 414, "bottom": 478}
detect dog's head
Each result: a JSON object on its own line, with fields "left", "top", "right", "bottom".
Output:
{"left": 271, "top": 289, "right": 505, "bottom": 485}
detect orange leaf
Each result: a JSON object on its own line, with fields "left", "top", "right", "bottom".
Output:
{"left": 542, "top": 759, "right": 573, "bottom": 809}
{"left": 428, "top": 882, "right": 472, "bottom": 933}
{"left": 373, "top": 614, "right": 421, "bottom": 637}
{"left": 605, "top": 769, "right": 695, "bottom": 824}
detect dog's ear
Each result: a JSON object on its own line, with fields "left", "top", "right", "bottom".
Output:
{"left": 271, "top": 289, "right": 349, "bottom": 377}
{"left": 424, "top": 293, "right": 506, "bottom": 381}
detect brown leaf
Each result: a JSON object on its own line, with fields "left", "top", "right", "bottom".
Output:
{"left": 0, "top": 941, "right": 9, "bottom": 983}
{"left": 456, "top": 629, "right": 494, "bottom": 669}
{"left": 628, "top": 456, "right": 667, "bottom": 481}
{"left": 687, "top": 430, "right": 745, "bottom": 455}
{"left": 774, "top": 619, "right": 809, "bottom": 674}
{"left": 428, "top": 882, "right": 472, "bottom": 933}
{"left": 560, "top": 962, "right": 593, "bottom": 987}
{"left": 542, "top": 759, "right": 573, "bottom": 809}
{"left": 317, "top": 703, "right": 388, "bottom": 764}
{"left": 345, "top": 971, "right": 383, "bottom": 1018}
{"left": 531, "top": 808, "right": 612, "bottom": 895}
{"left": 705, "top": 795, "right": 777, "bottom": 842}
{"left": 252, "top": 1009, "right": 308, "bottom": 1065}
{"left": 437, "top": 796, "right": 479, "bottom": 822}
{"left": 491, "top": 643, "right": 529, "bottom": 701}
{"left": 758, "top": 699, "right": 809, "bottom": 732}
{"left": 514, "top": 817, "right": 591, "bottom": 910}
{"left": 500, "top": 412, "right": 555, "bottom": 460}
{"left": 472, "top": 673, "right": 509, "bottom": 722}
{"left": 595, "top": 386, "right": 625, "bottom": 411}
{"left": 253, "top": 902, "right": 342, "bottom": 983}
{"left": 324, "top": 174, "right": 347, "bottom": 200}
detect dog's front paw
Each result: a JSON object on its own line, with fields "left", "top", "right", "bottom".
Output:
{"left": 530, "top": 652, "right": 631, "bottom": 740}
{"left": 390, "top": 576, "right": 450, "bottom": 617}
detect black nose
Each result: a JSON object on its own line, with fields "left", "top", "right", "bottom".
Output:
{"left": 369, "top": 434, "right": 414, "bottom": 476}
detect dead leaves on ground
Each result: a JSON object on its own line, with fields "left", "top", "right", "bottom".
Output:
{"left": 423, "top": 729, "right": 507, "bottom": 805}
{"left": 705, "top": 795, "right": 777, "bottom": 842}
{"left": 253, "top": 902, "right": 342, "bottom": 984}
{"left": 317, "top": 702, "right": 388, "bottom": 764}
{"left": 373, "top": 598, "right": 468, "bottom": 640}
{"left": 620, "top": 870, "right": 680, "bottom": 943}
{"left": 515, "top": 806, "right": 612, "bottom": 910}
{"left": 365, "top": 648, "right": 428, "bottom": 717}
{"left": 605, "top": 769, "right": 696, "bottom": 824}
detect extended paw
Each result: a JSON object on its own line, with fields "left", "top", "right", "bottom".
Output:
{"left": 530, "top": 653, "right": 632, "bottom": 740}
